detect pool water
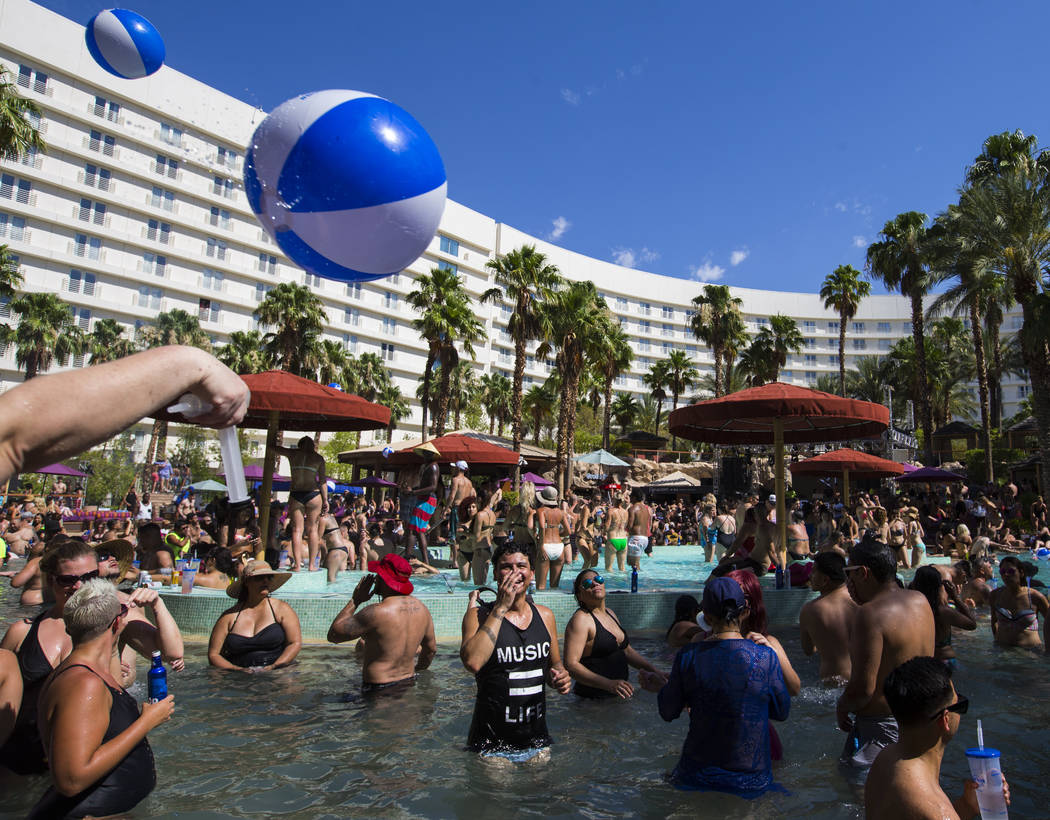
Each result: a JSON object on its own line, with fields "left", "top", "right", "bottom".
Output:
{"left": 1, "top": 585, "right": 1047, "bottom": 819}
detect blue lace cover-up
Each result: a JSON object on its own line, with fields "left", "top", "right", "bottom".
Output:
{"left": 658, "top": 638, "right": 790, "bottom": 798}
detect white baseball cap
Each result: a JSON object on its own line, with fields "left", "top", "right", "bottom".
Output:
{"left": 768, "top": 494, "right": 777, "bottom": 505}
{"left": 452, "top": 460, "right": 468, "bottom": 471}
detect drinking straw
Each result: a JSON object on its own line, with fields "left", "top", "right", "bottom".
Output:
{"left": 977, "top": 719, "right": 985, "bottom": 750}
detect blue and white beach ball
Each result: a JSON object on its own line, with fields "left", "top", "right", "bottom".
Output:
{"left": 244, "top": 90, "right": 447, "bottom": 283}
{"left": 382, "top": 446, "right": 394, "bottom": 459}
{"left": 85, "top": 9, "right": 165, "bottom": 79}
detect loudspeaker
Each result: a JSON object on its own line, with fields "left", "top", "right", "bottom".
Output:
{"left": 721, "top": 456, "right": 748, "bottom": 497}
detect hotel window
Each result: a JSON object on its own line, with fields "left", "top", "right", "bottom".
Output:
{"left": 499, "top": 349, "right": 511, "bottom": 364}
{"left": 902, "top": 322, "right": 912, "bottom": 333}
{"left": 639, "top": 339, "right": 650, "bottom": 353}
{"left": 89, "top": 130, "right": 116, "bottom": 156}
{"left": 380, "top": 342, "right": 395, "bottom": 361}
{"left": 782, "top": 370, "right": 793, "bottom": 379}
{"left": 639, "top": 320, "right": 650, "bottom": 333}
{"left": 806, "top": 371, "right": 818, "bottom": 384}
{"left": 210, "top": 207, "right": 231, "bottom": 229}
{"left": 78, "top": 198, "right": 106, "bottom": 225}
{"left": 67, "top": 270, "right": 97, "bottom": 295}
{"left": 639, "top": 302, "right": 651, "bottom": 315}
{"left": 258, "top": 253, "right": 277, "bottom": 274}
{"left": 198, "top": 298, "right": 220, "bottom": 323}
{"left": 255, "top": 282, "right": 270, "bottom": 301}
{"left": 344, "top": 334, "right": 358, "bottom": 354}
{"left": 304, "top": 273, "right": 321, "bottom": 288}
{"left": 142, "top": 252, "right": 166, "bottom": 276}
{"left": 615, "top": 296, "right": 627, "bottom": 311}
{"left": 201, "top": 269, "right": 224, "bottom": 291}
{"left": 73, "top": 233, "right": 100, "bottom": 258}
{"left": 0, "top": 213, "right": 26, "bottom": 241}
{"left": 137, "top": 287, "right": 162, "bottom": 310}
{"left": 206, "top": 238, "right": 227, "bottom": 260}
{"left": 852, "top": 321, "right": 866, "bottom": 333}
{"left": 16, "top": 64, "right": 49, "bottom": 94}
{"left": 382, "top": 317, "right": 397, "bottom": 335}
{"left": 146, "top": 219, "right": 171, "bottom": 244}
{"left": 154, "top": 155, "right": 178, "bottom": 178}
{"left": 151, "top": 186, "right": 174, "bottom": 211}
{"left": 83, "top": 164, "right": 111, "bottom": 191}
{"left": 346, "top": 282, "right": 362, "bottom": 299}
{"left": 662, "top": 323, "right": 673, "bottom": 337}
{"left": 92, "top": 95, "right": 120, "bottom": 121}
{"left": 756, "top": 317, "right": 768, "bottom": 326}
{"left": 384, "top": 291, "right": 398, "bottom": 309}
{"left": 805, "top": 354, "right": 817, "bottom": 365}
{"left": 827, "top": 321, "right": 838, "bottom": 332}
{"left": 70, "top": 307, "right": 91, "bottom": 331}
{"left": 1018, "top": 385, "right": 1030, "bottom": 399}
{"left": 662, "top": 306, "right": 673, "bottom": 320}
{"left": 1010, "top": 316, "right": 1023, "bottom": 330}
{"left": 804, "top": 337, "right": 816, "bottom": 348}
{"left": 803, "top": 320, "right": 816, "bottom": 330}
{"left": 159, "top": 123, "right": 183, "bottom": 147}
{"left": 0, "top": 297, "right": 8, "bottom": 320}
{"left": 344, "top": 308, "right": 360, "bottom": 326}
{"left": 852, "top": 339, "right": 867, "bottom": 350}
{"left": 213, "top": 176, "right": 234, "bottom": 198}
{"left": 878, "top": 339, "right": 891, "bottom": 351}
{"left": 439, "top": 235, "right": 459, "bottom": 256}
{"left": 0, "top": 174, "right": 31, "bottom": 204}
{"left": 216, "top": 146, "right": 237, "bottom": 169}
{"left": 640, "top": 357, "right": 651, "bottom": 369}
{"left": 877, "top": 322, "right": 891, "bottom": 333}
{"left": 662, "top": 342, "right": 672, "bottom": 355}
{"left": 829, "top": 355, "right": 840, "bottom": 366}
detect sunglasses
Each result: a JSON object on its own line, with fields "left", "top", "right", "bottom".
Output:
{"left": 581, "top": 574, "right": 605, "bottom": 590}
{"left": 96, "top": 551, "right": 115, "bottom": 561}
{"left": 1000, "top": 567, "right": 1018, "bottom": 576}
{"left": 54, "top": 569, "right": 100, "bottom": 587}
{"left": 930, "top": 694, "right": 968, "bottom": 721}
{"left": 110, "top": 603, "right": 129, "bottom": 626}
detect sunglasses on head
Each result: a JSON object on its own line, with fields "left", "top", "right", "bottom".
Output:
{"left": 581, "top": 574, "right": 605, "bottom": 590}
{"left": 54, "top": 569, "right": 100, "bottom": 587}
{"left": 930, "top": 694, "right": 968, "bottom": 721}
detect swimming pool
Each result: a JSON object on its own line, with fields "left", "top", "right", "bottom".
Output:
{"left": 1, "top": 586, "right": 1046, "bottom": 819}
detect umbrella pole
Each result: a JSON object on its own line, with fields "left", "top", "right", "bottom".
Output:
{"left": 257, "top": 411, "right": 280, "bottom": 562}
{"left": 774, "top": 418, "right": 787, "bottom": 571}
{"left": 842, "top": 468, "right": 851, "bottom": 509}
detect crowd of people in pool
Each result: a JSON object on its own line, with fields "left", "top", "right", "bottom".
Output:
{"left": 0, "top": 345, "right": 1030, "bottom": 818}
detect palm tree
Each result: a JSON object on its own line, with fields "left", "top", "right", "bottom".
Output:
{"left": 610, "top": 392, "right": 640, "bottom": 436}
{"left": 815, "top": 372, "right": 841, "bottom": 395}
{"left": 378, "top": 383, "right": 409, "bottom": 442}
{"left": 88, "top": 318, "right": 135, "bottom": 365}
{"left": 447, "top": 362, "right": 479, "bottom": 431}
{"left": 11, "top": 291, "right": 85, "bottom": 379}
{"left": 765, "top": 315, "right": 805, "bottom": 382}
{"left": 737, "top": 334, "right": 774, "bottom": 386}
{"left": 663, "top": 349, "right": 699, "bottom": 451}
{"left": 845, "top": 356, "right": 890, "bottom": 404}
{"left": 523, "top": 383, "right": 558, "bottom": 446}
{"left": 315, "top": 339, "right": 350, "bottom": 386}
{"left": 593, "top": 322, "right": 633, "bottom": 449}
{"left": 0, "top": 245, "right": 23, "bottom": 347}
{"left": 0, "top": 67, "right": 47, "bottom": 161}
{"left": 253, "top": 282, "right": 326, "bottom": 376}
{"left": 536, "top": 280, "right": 608, "bottom": 492}
{"left": 966, "top": 129, "right": 1050, "bottom": 185}
{"left": 643, "top": 359, "right": 670, "bottom": 435}
{"left": 345, "top": 352, "right": 389, "bottom": 402}
{"left": 694, "top": 361, "right": 748, "bottom": 399}
{"left": 820, "top": 264, "right": 871, "bottom": 395}
{"left": 137, "top": 308, "right": 211, "bottom": 470}
{"left": 481, "top": 246, "right": 563, "bottom": 469}
{"left": 217, "top": 330, "right": 270, "bottom": 375}
{"left": 478, "top": 372, "right": 512, "bottom": 435}
{"left": 408, "top": 267, "right": 484, "bottom": 438}
{"left": 866, "top": 212, "right": 937, "bottom": 464}
{"left": 690, "top": 284, "right": 745, "bottom": 397}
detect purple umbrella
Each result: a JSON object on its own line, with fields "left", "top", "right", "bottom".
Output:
{"left": 522, "top": 472, "right": 553, "bottom": 486}
{"left": 34, "top": 463, "right": 88, "bottom": 478}
{"left": 895, "top": 466, "right": 967, "bottom": 483}
{"left": 349, "top": 476, "right": 399, "bottom": 488}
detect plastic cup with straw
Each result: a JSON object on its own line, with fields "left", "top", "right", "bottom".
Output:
{"left": 965, "top": 719, "right": 1009, "bottom": 819}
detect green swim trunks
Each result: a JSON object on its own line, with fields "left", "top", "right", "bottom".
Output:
{"left": 609, "top": 537, "right": 628, "bottom": 553}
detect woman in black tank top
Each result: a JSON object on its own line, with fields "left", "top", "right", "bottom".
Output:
{"left": 562, "top": 569, "right": 667, "bottom": 699}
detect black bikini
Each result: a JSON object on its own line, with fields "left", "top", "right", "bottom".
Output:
{"left": 220, "top": 600, "right": 286, "bottom": 668}
{"left": 0, "top": 612, "right": 56, "bottom": 774}
{"left": 574, "top": 611, "right": 630, "bottom": 699}
{"left": 28, "top": 664, "right": 156, "bottom": 819}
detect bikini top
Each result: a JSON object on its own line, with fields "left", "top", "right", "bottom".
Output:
{"left": 220, "top": 599, "right": 286, "bottom": 666}
{"left": 996, "top": 589, "right": 1039, "bottom": 630}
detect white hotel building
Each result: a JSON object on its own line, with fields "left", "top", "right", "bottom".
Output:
{"left": 0, "top": 0, "right": 1029, "bottom": 457}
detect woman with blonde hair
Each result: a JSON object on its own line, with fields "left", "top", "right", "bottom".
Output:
{"left": 954, "top": 523, "right": 973, "bottom": 558}
{"left": 505, "top": 481, "right": 537, "bottom": 556}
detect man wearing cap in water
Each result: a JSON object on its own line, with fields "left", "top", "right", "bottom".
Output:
{"left": 799, "top": 552, "right": 858, "bottom": 685}
{"left": 446, "top": 460, "right": 474, "bottom": 565}
{"left": 327, "top": 553, "right": 436, "bottom": 694}
{"left": 404, "top": 443, "right": 442, "bottom": 564}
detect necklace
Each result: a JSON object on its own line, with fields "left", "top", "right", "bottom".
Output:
{"left": 712, "top": 630, "right": 742, "bottom": 638}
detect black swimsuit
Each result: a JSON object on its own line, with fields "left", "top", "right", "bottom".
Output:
{"left": 28, "top": 664, "right": 156, "bottom": 819}
{"left": 574, "top": 611, "right": 630, "bottom": 699}
{"left": 220, "top": 600, "right": 286, "bottom": 668}
{"left": 0, "top": 612, "right": 56, "bottom": 774}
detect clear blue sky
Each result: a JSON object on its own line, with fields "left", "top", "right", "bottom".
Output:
{"left": 38, "top": 0, "right": 1050, "bottom": 293}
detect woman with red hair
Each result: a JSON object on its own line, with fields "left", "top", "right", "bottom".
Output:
{"left": 726, "top": 570, "right": 801, "bottom": 696}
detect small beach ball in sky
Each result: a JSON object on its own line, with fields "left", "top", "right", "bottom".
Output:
{"left": 244, "top": 90, "right": 447, "bottom": 284}
{"left": 85, "top": 9, "right": 165, "bottom": 79}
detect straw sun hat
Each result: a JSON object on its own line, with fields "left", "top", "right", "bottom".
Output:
{"left": 226, "top": 560, "right": 292, "bottom": 598}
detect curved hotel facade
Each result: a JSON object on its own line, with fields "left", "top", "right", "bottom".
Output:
{"left": 0, "top": 0, "right": 1029, "bottom": 456}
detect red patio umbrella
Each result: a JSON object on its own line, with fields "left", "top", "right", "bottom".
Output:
{"left": 669, "top": 383, "right": 889, "bottom": 565}
{"left": 386, "top": 432, "right": 521, "bottom": 468}
{"left": 157, "top": 370, "right": 389, "bottom": 558}
{"left": 789, "top": 447, "right": 904, "bottom": 501}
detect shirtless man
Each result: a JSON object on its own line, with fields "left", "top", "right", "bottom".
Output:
{"left": 3, "top": 515, "right": 36, "bottom": 558}
{"left": 837, "top": 536, "right": 935, "bottom": 780}
{"left": 799, "top": 552, "right": 858, "bottom": 685}
{"left": 445, "top": 460, "right": 474, "bottom": 566}
{"left": 1, "top": 538, "right": 45, "bottom": 606}
{"left": 321, "top": 513, "right": 355, "bottom": 583}
{"left": 735, "top": 492, "right": 757, "bottom": 534}
{"left": 866, "top": 657, "right": 1010, "bottom": 820}
{"left": 605, "top": 495, "right": 628, "bottom": 572}
{"left": 626, "top": 489, "right": 652, "bottom": 569}
{"left": 327, "top": 553, "right": 436, "bottom": 693}
{"left": 536, "top": 486, "right": 570, "bottom": 589}
{"left": 960, "top": 557, "right": 994, "bottom": 608}
{"left": 404, "top": 444, "right": 441, "bottom": 563}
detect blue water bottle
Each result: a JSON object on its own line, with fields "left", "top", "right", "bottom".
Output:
{"left": 631, "top": 565, "right": 639, "bottom": 593}
{"left": 775, "top": 567, "right": 785, "bottom": 589}
{"left": 147, "top": 650, "right": 167, "bottom": 703}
